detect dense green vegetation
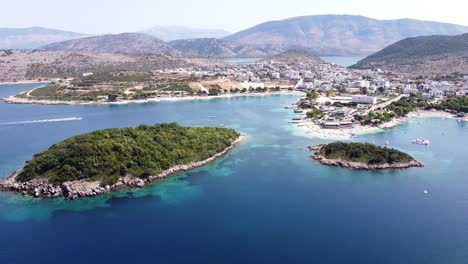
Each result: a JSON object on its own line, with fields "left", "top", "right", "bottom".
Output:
{"left": 320, "top": 142, "right": 415, "bottom": 165}
{"left": 162, "top": 84, "right": 195, "bottom": 94}
{"left": 25, "top": 84, "right": 121, "bottom": 101}
{"left": 355, "top": 111, "right": 397, "bottom": 125}
{"left": 306, "top": 90, "right": 318, "bottom": 100}
{"left": 80, "top": 72, "right": 152, "bottom": 84}
{"left": 17, "top": 123, "right": 240, "bottom": 185}
{"left": 387, "top": 95, "right": 429, "bottom": 117}
{"left": 431, "top": 96, "right": 468, "bottom": 113}
{"left": 306, "top": 109, "right": 325, "bottom": 119}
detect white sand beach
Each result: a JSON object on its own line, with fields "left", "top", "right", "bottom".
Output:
{"left": 2, "top": 91, "right": 305, "bottom": 105}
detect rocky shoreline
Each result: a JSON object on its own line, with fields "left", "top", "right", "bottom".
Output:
{"left": 0, "top": 136, "right": 243, "bottom": 200}
{"left": 309, "top": 145, "right": 424, "bottom": 171}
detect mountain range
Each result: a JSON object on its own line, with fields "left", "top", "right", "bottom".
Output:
{"left": 39, "top": 33, "right": 282, "bottom": 58}
{"left": 351, "top": 33, "right": 468, "bottom": 75}
{"left": 140, "top": 26, "right": 229, "bottom": 41}
{"left": 225, "top": 15, "right": 468, "bottom": 56}
{"left": 1, "top": 15, "right": 468, "bottom": 58}
{"left": 41, "top": 33, "right": 175, "bottom": 55}
{"left": 0, "top": 27, "right": 86, "bottom": 49}
{"left": 170, "top": 38, "right": 277, "bottom": 58}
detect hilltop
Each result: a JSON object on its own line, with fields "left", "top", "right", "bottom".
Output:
{"left": 260, "top": 50, "right": 325, "bottom": 65}
{"left": 351, "top": 33, "right": 468, "bottom": 75}
{"left": 170, "top": 38, "right": 277, "bottom": 58}
{"left": 41, "top": 33, "right": 175, "bottom": 55}
{"left": 225, "top": 15, "right": 468, "bottom": 56}
{"left": 0, "top": 27, "right": 86, "bottom": 49}
{"left": 141, "top": 26, "right": 229, "bottom": 41}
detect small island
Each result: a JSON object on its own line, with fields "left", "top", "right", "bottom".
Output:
{"left": 310, "top": 142, "right": 423, "bottom": 170}
{"left": 0, "top": 123, "right": 241, "bottom": 199}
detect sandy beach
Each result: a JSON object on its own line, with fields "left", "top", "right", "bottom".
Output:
{"left": 2, "top": 90, "right": 305, "bottom": 105}
{"left": 296, "top": 109, "right": 458, "bottom": 140}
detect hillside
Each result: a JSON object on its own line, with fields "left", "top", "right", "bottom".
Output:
{"left": 225, "top": 15, "right": 468, "bottom": 56}
{"left": 41, "top": 33, "right": 175, "bottom": 55}
{"left": 351, "top": 33, "right": 468, "bottom": 75}
{"left": 0, "top": 27, "right": 86, "bottom": 49}
{"left": 170, "top": 38, "right": 278, "bottom": 58}
{"left": 1, "top": 123, "right": 240, "bottom": 199}
{"left": 0, "top": 50, "right": 204, "bottom": 82}
{"left": 141, "top": 26, "right": 229, "bottom": 41}
{"left": 260, "top": 50, "right": 325, "bottom": 65}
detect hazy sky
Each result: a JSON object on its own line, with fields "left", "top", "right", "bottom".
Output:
{"left": 1, "top": 0, "right": 467, "bottom": 34}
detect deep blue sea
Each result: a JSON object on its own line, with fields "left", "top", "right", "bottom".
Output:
{"left": 0, "top": 83, "right": 467, "bottom": 264}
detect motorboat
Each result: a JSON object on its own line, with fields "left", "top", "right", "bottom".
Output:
{"left": 412, "top": 138, "right": 430, "bottom": 145}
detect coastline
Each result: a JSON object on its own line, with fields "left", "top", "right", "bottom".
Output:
{"left": 0, "top": 80, "right": 46, "bottom": 85}
{"left": 2, "top": 91, "right": 305, "bottom": 106}
{"left": 296, "top": 109, "right": 457, "bottom": 140}
{"left": 0, "top": 135, "right": 244, "bottom": 200}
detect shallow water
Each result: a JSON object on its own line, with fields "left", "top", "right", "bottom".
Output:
{"left": 0, "top": 83, "right": 467, "bottom": 264}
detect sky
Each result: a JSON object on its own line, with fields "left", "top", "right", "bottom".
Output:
{"left": 1, "top": 0, "right": 467, "bottom": 34}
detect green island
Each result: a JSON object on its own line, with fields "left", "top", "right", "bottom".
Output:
{"left": 310, "top": 142, "right": 423, "bottom": 170}
{"left": 0, "top": 123, "right": 241, "bottom": 199}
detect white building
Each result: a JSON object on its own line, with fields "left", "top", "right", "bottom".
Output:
{"left": 270, "top": 72, "right": 280, "bottom": 79}
{"left": 349, "top": 80, "right": 370, "bottom": 89}
{"left": 403, "top": 84, "right": 419, "bottom": 94}
{"left": 352, "top": 95, "right": 377, "bottom": 104}
{"left": 377, "top": 81, "right": 390, "bottom": 89}
{"left": 429, "top": 89, "right": 443, "bottom": 98}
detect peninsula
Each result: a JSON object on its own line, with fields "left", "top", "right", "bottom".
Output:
{"left": 310, "top": 142, "right": 423, "bottom": 170}
{"left": 0, "top": 123, "right": 241, "bottom": 199}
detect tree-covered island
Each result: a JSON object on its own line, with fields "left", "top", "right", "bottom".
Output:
{"left": 1, "top": 123, "right": 241, "bottom": 199}
{"left": 310, "top": 142, "right": 423, "bottom": 170}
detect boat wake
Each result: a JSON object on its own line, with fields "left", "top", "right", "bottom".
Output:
{"left": 0, "top": 117, "right": 83, "bottom": 126}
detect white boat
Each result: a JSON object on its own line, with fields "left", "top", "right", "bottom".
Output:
{"left": 424, "top": 190, "right": 428, "bottom": 195}
{"left": 412, "top": 138, "right": 430, "bottom": 145}
{"left": 385, "top": 141, "right": 389, "bottom": 146}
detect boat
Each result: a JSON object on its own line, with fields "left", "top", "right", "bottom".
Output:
{"left": 412, "top": 138, "right": 430, "bottom": 145}
{"left": 385, "top": 141, "right": 389, "bottom": 146}
{"left": 294, "top": 109, "right": 304, "bottom": 114}
{"left": 209, "top": 116, "right": 216, "bottom": 119}
{"left": 424, "top": 190, "right": 428, "bottom": 195}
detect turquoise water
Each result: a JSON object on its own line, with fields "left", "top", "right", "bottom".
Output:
{"left": 320, "top": 56, "right": 365, "bottom": 67}
{"left": 0, "top": 83, "right": 467, "bottom": 263}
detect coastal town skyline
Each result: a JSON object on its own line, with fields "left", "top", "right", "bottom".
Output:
{"left": 1, "top": 0, "right": 468, "bottom": 34}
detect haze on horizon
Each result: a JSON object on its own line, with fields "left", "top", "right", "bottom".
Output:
{"left": 1, "top": 0, "right": 467, "bottom": 34}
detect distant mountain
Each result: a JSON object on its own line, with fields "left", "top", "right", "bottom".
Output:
{"left": 0, "top": 27, "right": 86, "bottom": 49}
{"left": 170, "top": 38, "right": 278, "bottom": 58}
{"left": 140, "top": 26, "right": 229, "bottom": 41}
{"left": 225, "top": 15, "right": 468, "bottom": 56}
{"left": 261, "top": 50, "right": 325, "bottom": 65}
{"left": 41, "top": 33, "right": 175, "bottom": 55}
{"left": 351, "top": 33, "right": 468, "bottom": 75}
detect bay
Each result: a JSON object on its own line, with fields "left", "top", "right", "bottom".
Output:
{"left": 0, "top": 83, "right": 467, "bottom": 264}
